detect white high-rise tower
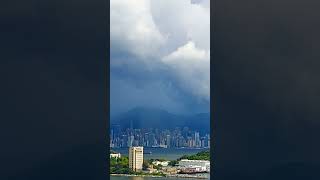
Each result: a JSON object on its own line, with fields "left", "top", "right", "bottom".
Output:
{"left": 129, "top": 146, "right": 143, "bottom": 171}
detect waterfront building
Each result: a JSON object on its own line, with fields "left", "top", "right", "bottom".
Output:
{"left": 178, "top": 159, "right": 210, "bottom": 172}
{"left": 129, "top": 146, "right": 144, "bottom": 171}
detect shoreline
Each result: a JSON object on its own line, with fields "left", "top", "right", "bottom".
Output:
{"left": 110, "top": 173, "right": 209, "bottom": 179}
{"left": 110, "top": 174, "right": 164, "bottom": 178}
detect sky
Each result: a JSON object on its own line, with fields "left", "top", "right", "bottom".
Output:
{"left": 110, "top": 0, "right": 210, "bottom": 116}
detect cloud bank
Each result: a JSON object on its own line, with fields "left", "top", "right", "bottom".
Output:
{"left": 110, "top": 0, "right": 210, "bottom": 115}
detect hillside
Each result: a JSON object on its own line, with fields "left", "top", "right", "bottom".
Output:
{"left": 111, "top": 107, "right": 210, "bottom": 134}
{"left": 178, "top": 150, "right": 210, "bottom": 161}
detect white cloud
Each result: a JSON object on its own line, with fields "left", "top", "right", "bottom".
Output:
{"left": 110, "top": 0, "right": 165, "bottom": 58}
{"left": 163, "top": 41, "right": 210, "bottom": 101}
{"left": 150, "top": 0, "right": 210, "bottom": 51}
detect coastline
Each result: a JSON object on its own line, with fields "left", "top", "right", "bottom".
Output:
{"left": 110, "top": 173, "right": 209, "bottom": 179}
{"left": 110, "top": 174, "right": 164, "bottom": 178}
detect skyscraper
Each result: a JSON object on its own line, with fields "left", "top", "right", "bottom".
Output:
{"left": 195, "top": 132, "right": 200, "bottom": 147}
{"left": 127, "top": 135, "right": 134, "bottom": 147}
{"left": 111, "top": 124, "right": 120, "bottom": 138}
{"left": 129, "top": 146, "right": 144, "bottom": 172}
{"left": 166, "top": 134, "right": 171, "bottom": 148}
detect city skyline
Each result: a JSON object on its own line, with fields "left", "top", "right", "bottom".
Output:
{"left": 111, "top": 126, "right": 210, "bottom": 149}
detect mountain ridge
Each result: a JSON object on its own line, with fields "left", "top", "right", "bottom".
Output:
{"left": 111, "top": 107, "right": 210, "bottom": 134}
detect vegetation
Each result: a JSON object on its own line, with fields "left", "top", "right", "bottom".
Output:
{"left": 110, "top": 156, "right": 134, "bottom": 174}
{"left": 110, "top": 156, "right": 165, "bottom": 177}
{"left": 168, "top": 160, "right": 178, "bottom": 166}
{"left": 142, "top": 160, "right": 150, "bottom": 170}
{"left": 167, "top": 150, "right": 210, "bottom": 167}
{"left": 154, "top": 164, "right": 163, "bottom": 170}
{"left": 178, "top": 150, "right": 210, "bottom": 161}
{"left": 148, "top": 158, "right": 167, "bottom": 162}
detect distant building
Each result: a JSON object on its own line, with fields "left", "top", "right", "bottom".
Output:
{"left": 195, "top": 132, "right": 200, "bottom": 147}
{"left": 127, "top": 135, "right": 134, "bottom": 147}
{"left": 162, "top": 166, "right": 178, "bottom": 175}
{"left": 110, "top": 153, "right": 121, "bottom": 159}
{"left": 178, "top": 159, "right": 210, "bottom": 172}
{"left": 152, "top": 160, "right": 170, "bottom": 167}
{"left": 111, "top": 126, "right": 210, "bottom": 149}
{"left": 166, "top": 134, "right": 171, "bottom": 148}
{"left": 145, "top": 168, "right": 158, "bottom": 174}
{"left": 129, "top": 146, "right": 144, "bottom": 171}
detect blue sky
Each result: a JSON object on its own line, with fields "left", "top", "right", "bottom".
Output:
{"left": 110, "top": 0, "right": 210, "bottom": 116}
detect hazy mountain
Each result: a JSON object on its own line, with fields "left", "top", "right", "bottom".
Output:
{"left": 111, "top": 107, "right": 210, "bottom": 134}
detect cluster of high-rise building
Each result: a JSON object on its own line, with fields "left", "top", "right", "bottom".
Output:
{"left": 110, "top": 125, "right": 210, "bottom": 148}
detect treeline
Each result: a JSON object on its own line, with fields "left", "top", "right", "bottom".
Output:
{"left": 110, "top": 156, "right": 165, "bottom": 176}
{"left": 110, "top": 156, "right": 132, "bottom": 174}
{"left": 178, "top": 150, "right": 210, "bottom": 161}
{"left": 168, "top": 150, "right": 210, "bottom": 166}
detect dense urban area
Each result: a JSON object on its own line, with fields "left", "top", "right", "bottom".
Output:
{"left": 110, "top": 126, "right": 210, "bottom": 149}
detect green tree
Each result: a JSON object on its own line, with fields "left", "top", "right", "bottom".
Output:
{"left": 143, "top": 160, "right": 150, "bottom": 170}
{"left": 177, "top": 150, "right": 210, "bottom": 161}
{"left": 168, "top": 160, "right": 178, "bottom": 166}
{"left": 110, "top": 156, "right": 131, "bottom": 174}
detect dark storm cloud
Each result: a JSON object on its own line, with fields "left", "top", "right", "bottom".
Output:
{"left": 110, "top": 0, "right": 210, "bottom": 115}
{"left": 110, "top": 56, "right": 210, "bottom": 115}
{"left": 213, "top": 0, "right": 320, "bottom": 179}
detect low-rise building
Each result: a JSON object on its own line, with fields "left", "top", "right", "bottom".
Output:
{"left": 145, "top": 168, "right": 158, "bottom": 173}
{"left": 110, "top": 153, "right": 121, "bottom": 159}
{"left": 162, "top": 167, "right": 178, "bottom": 175}
{"left": 152, "top": 160, "right": 170, "bottom": 167}
{"left": 178, "top": 159, "right": 210, "bottom": 172}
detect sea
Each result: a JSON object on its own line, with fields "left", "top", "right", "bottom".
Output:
{"left": 110, "top": 147, "right": 210, "bottom": 179}
{"left": 111, "top": 147, "right": 209, "bottom": 160}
